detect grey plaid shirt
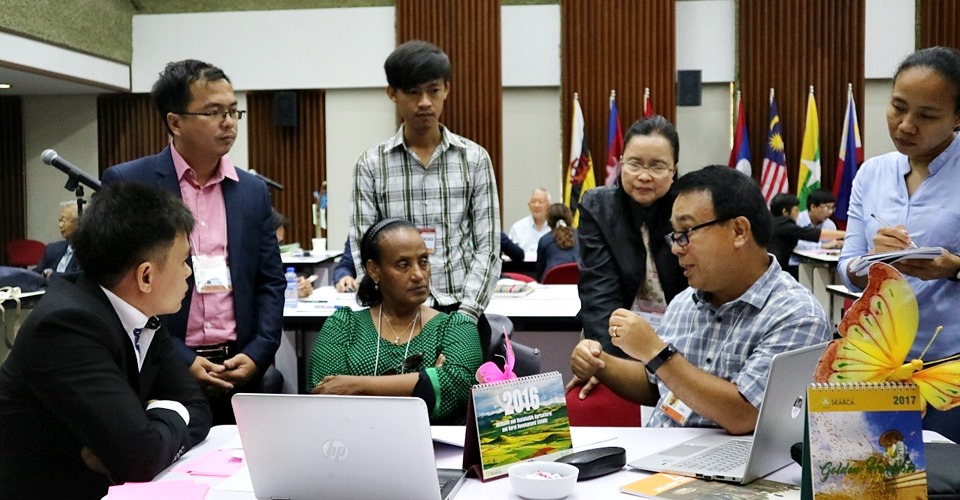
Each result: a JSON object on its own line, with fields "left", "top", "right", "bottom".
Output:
{"left": 350, "top": 125, "right": 501, "bottom": 321}
{"left": 645, "top": 256, "right": 831, "bottom": 428}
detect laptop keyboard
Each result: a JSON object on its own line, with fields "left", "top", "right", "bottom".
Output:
{"left": 671, "top": 439, "right": 752, "bottom": 472}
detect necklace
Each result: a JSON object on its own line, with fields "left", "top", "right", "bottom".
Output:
{"left": 373, "top": 306, "right": 421, "bottom": 376}
{"left": 380, "top": 307, "right": 420, "bottom": 345}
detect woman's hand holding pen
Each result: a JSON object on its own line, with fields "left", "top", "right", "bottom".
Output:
{"left": 870, "top": 213, "right": 918, "bottom": 251}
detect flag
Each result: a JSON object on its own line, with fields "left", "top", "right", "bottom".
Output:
{"left": 728, "top": 90, "right": 752, "bottom": 177}
{"left": 760, "top": 89, "right": 789, "bottom": 203}
{"left": 833, "top": 84, "right": 863, "bottom": 229}
{"left": 643, "top": 87, "right": 654, "bottom": 117}
{"left": 797, "top": 86, "right": 821, "bottom": 210}
{"left": 604, "top": 90, "right": 624, "bottom": 186}
{"left": 563, "top": 93, "right": 595, "bottom": 226}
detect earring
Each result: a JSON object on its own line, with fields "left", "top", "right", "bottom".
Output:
{"left": 374, "top": 281, "right": 379, "bottom": 290}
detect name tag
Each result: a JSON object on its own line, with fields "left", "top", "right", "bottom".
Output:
{"left": 659, "top": 390, "right": 694, "bottom": 425}
{"left": 193, "top": 255, "right": 233, "bottom": 293}
{"left": 419, "top": 228, "right": 437, "bottom": 254}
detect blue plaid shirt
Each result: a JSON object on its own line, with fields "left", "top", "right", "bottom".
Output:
{"left": 645, "top": 256, "right": 831, "bottom": 428}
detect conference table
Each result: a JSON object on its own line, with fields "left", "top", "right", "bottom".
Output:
{"left": 791, "top": 249, "right": 840, "bottom": 322}
{"left": 278, "top": 285, "right": 581, "bottom": 394}
{"left": 148, "top": 424, "right": 951, "bottom": 499}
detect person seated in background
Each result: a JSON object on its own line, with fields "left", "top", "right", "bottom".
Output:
{"left": 569, "top": 166, "right": 830, "bottom": 434}
{"left": 272, "top": 209, "right": 290, "bottom": 245}
{"left": 34, "top": 200, "right": 83, "bottom": 278}
{"left": 508, "top": 188, "right": 552, "bottom": 255}
{"left": 332, "top": 238, "right": 358, "bottom": 292}
{"left": 0, "top": 183, "right": 211, "bottom": 499}
{"left": 500, "top": 231, "right": 525, "bottom": 264}
{"left": 536, "top": 203, "right": 579, "bottom": 281}
{"left": 768, "top": 193, "right": 845, "bottom": 278}
{"left": 309, "top": 218, "right": 482, "bottom": 424}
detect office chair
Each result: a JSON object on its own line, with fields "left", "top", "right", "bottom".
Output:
{"left": 541, "top": 262, "right": 579, "bottom": 285}
{"left": 6, "top": 240, "right": 46, "bottom": 268}
{"left": 565, "top": 381, "right": 642, "bottom": 427}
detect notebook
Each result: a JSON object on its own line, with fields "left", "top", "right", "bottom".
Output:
{"left": 627, "top": 341, "right": 828, "bottom": 484}
{"left": 232, "top": 394, "right": 467, "bottom": 500}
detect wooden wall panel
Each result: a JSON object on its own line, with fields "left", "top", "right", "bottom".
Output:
{"left": 918, "top": 0, "right": 960, "bottom": 51}
{"left": 247, "top": 91, "right": 326, "bottom": 250}
{"left": 97, "top": 94, "right": 167, "bottom": 172}
{"left": 738, "top": 0, "right": 864, "bottom": 194}
{"left": 395, "top": 0, "right": 503, "bottom": 203}
{"left": 562, "top": 0, "right": 675, "bottom": 186}
{"left": 0, "top": 96, "right": 25, "bottom": 265}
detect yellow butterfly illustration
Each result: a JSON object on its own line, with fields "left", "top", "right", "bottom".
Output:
{"left": 813, "top": 262, "right": 960, "bottom": 412}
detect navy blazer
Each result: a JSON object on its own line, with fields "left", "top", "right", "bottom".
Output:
{"left": 101, "top": 146, "right": 286, "bottom": 370}
{"left": 0, "top": 274, "right": 211, "bottom": 499}
{"left": 33, "top": 239, "right": 82, "bottom": 275}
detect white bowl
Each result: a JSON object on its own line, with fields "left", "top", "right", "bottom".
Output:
{"left": 508, "top": 460, "right": 579, "bottom": 500}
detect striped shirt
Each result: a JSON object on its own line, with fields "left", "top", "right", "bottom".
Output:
{"left": 350, "top": 125, "right": 501, "bottom": 321}
{"left": 645, "top": 256, "right": 831, "bottom": 428}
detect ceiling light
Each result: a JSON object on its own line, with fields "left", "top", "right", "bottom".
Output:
{"left": 0, "top": 84, "right": 11, "bottom": 89}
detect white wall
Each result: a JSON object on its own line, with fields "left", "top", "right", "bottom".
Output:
{"left": 675, "top": 83, "right": 733, "bottom": 175}
{"left": 22, "top": 95, "right": 99, "bottom": 242}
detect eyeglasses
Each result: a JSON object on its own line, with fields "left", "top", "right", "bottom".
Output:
{"left": 176, "top": 109, "right": 246, "bottom": 121}
{"left": 621, "top": 159, "right": 674, "bottom": 176}
{"left": 664, "top": 217, "right": 732, "bottom": 247}
{"left": 381, "top": 352, "right": 424, "bottom": 375}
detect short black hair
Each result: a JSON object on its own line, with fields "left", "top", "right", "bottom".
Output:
{"left": 807, "top": 189, "right": 835, "bottom": 207}
{"left": 769, "top": 193, "right": 799, "bottom": 217}
{"left": 356, "top": 218, "right": 418, "bottom": 307}
{"left": 271, "top": 209, "right": 290, "bottom": 231}
{"left": 384, "top": 40, "right": 451, "bottom": 90}
{"left": 152, "top": 59, "right": 231, "bottom": 135}
{"left": 73, "top": 183, "right": 195, "bottom": 288}
{"left": 674, "top": 165, "right": 772, "bottom": 247}
{"left": 894, "top": 46, "right": 960, "bottom": 113}
{"left": 624, "top": 114, "right": 680, "bottom": 166}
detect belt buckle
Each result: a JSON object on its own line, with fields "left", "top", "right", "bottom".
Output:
{"left": 196, "top": 345, "right": 228, "bottom": 365}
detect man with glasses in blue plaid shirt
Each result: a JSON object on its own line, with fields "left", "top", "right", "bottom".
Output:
{"left": 350, "top": 40, "right": 501, "bottom": 358}
{"left": 570, "top": 166, "right": 830, "bottom": 435}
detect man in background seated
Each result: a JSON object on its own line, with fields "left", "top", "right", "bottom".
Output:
{"left": 332, "top": 238, "right": 357, "bottom": 292}
{"left": 508, "top": 188, "right": 551, "bottom": 255}
{"left": 34, "top": 200, "right": 83, "bottom": 277}
{"left": 769, "top": 193, "right": 845, "bottom": 278}
{"left": 102, "top": 59, "right": 285, "bottom": 424}
{"left": 569, "top": 166, "right": 830, "bottom": 434}
{"left": 789, "top": 189, "right": 843, "bottom": 264}
{"left": 0, "top": 183, "right": 211, "bottom": 499}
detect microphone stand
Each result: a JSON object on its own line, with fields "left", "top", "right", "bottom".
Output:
{"left": 63, "top": 174, "right": 88, "bottom": 216}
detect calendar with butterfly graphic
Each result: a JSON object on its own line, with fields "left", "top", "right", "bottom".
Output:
{"left": 462, "top": 371, "right": 573, "bottom": 481}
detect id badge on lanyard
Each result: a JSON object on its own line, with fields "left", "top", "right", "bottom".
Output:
{"left": 193, "top": 254, "right": 233, "bottom": 293}
{"left": 419, "top": 228, "right": 437, "bottom": 254}
{"left": 659, "top": 390, "right": 694, "bottom": 425}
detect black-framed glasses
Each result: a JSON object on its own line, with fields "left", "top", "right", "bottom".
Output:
{"left": 664, "top": 217, "right": 732, "bottom": 248}
{"left": 382, "top": 352, "right": 424, "bottom": 375}
{"left": 176, "top": 109, "right": 246, "bottom": 121}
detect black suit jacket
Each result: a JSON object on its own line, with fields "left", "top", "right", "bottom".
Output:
{"left": 577, "top": 181, "right": 688, "bottom": 357}
{"left": 33, "top": 239, "right": 82, "bottom": 275}
{"left": 101, "top": 146, "right": 286, "bottom": 370}
{"left": 0, "top": 274, "right": 211, "bottom": 500}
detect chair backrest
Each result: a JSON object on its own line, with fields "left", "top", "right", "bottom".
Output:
{"left": 542, "top": 262, "right": 579, "bottom": 285}
{"left": 502, "top": 272, "right": 536, "bottom": 283}
{"left": 565, "top": 381, "right": 642, "bottom": 427}
{"left": 6, "top": 240, "right": 46, "bottom": 268}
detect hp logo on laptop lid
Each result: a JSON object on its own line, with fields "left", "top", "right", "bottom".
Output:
{"left": 322, "top": 439, "right": 350, "bottom": 462}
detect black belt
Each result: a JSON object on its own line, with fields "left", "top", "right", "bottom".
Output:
{"left": 190, "top": 341, "right": 237, "bottom": 364}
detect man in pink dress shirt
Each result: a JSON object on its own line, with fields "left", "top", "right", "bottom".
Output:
{"left": 102, "top": 60, "right": 286, "bottom": 424}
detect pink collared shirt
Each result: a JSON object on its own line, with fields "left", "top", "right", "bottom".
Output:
{"left": 171, "top": 143, "right": 239, "bottom": 348}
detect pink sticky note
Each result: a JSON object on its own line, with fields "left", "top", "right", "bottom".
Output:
{"left": 107, "top": 479, "right": 209, "bottom": 500}
{"left": 172, "top": 449, "right": 243, "bottom": 477}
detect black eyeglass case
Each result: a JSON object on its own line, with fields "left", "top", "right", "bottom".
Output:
{"left": 555, "top": 446, "right": 627, "bottom": 480}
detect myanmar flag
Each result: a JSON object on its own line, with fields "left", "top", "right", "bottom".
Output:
{"left": 797, "top": 87, "right": 821, "bottom": 211}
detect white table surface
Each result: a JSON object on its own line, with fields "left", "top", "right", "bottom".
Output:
{"left": 151, "top": 425, "right": 952, "bottom": 499}
{"left": 280, "top": 249, "right": 342, "bottom": 265}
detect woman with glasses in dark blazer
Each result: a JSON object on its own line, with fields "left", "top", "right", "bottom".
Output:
{"left": 308, "top": 218, "right": 482, "bottom": 424}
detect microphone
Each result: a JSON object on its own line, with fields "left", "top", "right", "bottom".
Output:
{"left": 248, "top": 169, "right": 284, "bottom": 191}
{"left": 41, "top": 149, "right": 101, "bottom": 192}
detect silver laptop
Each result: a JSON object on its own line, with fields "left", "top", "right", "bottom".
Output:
{"left": 627, "top": 341, "right": 828, "bottom": 484}
{"left": 232, "top": 394, "right": 466, "bottom": 500}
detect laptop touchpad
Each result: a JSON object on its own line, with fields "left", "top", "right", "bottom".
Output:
{"left": 661, "top": 444, "right": 709, "bottom": 457}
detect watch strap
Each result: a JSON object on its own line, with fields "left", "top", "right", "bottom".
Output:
{"left": 645, "top": 343, "right": 678, "bottom": 375}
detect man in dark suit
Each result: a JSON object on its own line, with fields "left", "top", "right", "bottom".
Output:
{"left": 0, "top": 183, "right": 212, "bottom": 499}
{"left": 101, "top": 59, "right": 285, "bottom": 424}
{"left": 34, "top": 200, "right": 83, "bottom": 277}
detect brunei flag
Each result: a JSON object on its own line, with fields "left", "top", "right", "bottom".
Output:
{"left": 564, "top": 92, "right": 595, "bottom": 226}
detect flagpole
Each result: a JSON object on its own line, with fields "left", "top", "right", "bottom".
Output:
{"left": 769, "top": 87, "right": 774, "bottom": 104}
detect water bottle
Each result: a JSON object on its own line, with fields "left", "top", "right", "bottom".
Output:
{"left": 284, "top": 267, "right": 299, "bottom": 309}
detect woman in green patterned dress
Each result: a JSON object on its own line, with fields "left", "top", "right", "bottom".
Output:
{"left": 308, "top": 218, "right": 483, "bottom": 424}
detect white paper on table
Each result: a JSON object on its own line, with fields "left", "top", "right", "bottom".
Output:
{"left": 210, "top": 466, "right": 254, "bottom": 492}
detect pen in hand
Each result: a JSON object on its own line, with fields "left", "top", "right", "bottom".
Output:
{"left": 870, "top": 213, "right": 919, "bottom": 248}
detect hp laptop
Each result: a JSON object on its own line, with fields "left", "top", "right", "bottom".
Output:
{"left": 232, "top": 394, "right": 467, "bottom": 500}
{"left": 627, "top": 341, "right": 828, "bottom": 484}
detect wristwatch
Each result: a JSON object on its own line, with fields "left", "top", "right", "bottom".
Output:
{"left": 645, "top": 343, "right": 678, "bottom": 375}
